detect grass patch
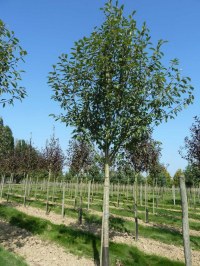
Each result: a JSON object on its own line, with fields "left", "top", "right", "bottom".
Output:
{"left": 0, "top": 204, "right": 184, "bottom": 266}
{"left": 0, "top": 245, "right": 27, "bottom": 266}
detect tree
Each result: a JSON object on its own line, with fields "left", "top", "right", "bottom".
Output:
{"left": 0, "top": 117, "right": 14, "bottom": 174}
{"left": 48, "top": 1, "right": 193, "bottom": 264}
{"left": 184, "top": 164, "right": 200, "bottom": 187}
{"left": 173, "top": 169, "right": 183, "bottom": 187}
{"left": 0, "top": 20, "right": 27, "bottom": 106}
{"left": 66, "top": 137, "right": 94, "bottom": 175}
{"left": 42, "top": 133, "right": 65, "bottom": 175}
{"left": 180, "top": 116, "right": 200, "bottom": 167}
{"left": 125, "top": 130, "right": 161, "bottom": 174}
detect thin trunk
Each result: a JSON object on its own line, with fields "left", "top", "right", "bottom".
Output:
{"left": 172, "top": 185, "right": 176, "bottom": 206}
{"left": 134, "top": 174, "right": 138, "bottom": 241}
{"left": 62, "top": 182, "right": 65, "bottom": 218}
{"left": 0, "top": 174, "right": 5, "bottom": 199}
{"left": 23, "top": 174, "right": 28, "bottom": 207}
{"left": 117, "top": 180, "right": 120, "bottom": 207}
{"left": 145, "top": 181, "right": 149, "bottom": 223}
{"left": 34, "top": 176, "right": 39, "bottom": 200}
{"left": 180, "top": 174, "right": 192, "bottom": 266}
{"left": 46, "top": 169, "right": 51, "bottom": 215}
{"left": 152, "top": 178, "right": 155, "bottom": 215}
{"left": 100, "top": 157, "right": 110, "bottom": 266}
{"left": 140, "top": 183, "right": 143, "bottom": 206}
{"left": 87, "top": 180, "right": 91, "bottom": 210}
{"left": 78, "top": 196, "right": 83, "bottom": 225}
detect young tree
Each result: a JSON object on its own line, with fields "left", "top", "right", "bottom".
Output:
{"left": 180, "top": 116, "right": 200, "bottom": 167}
{"left": 48, "top": 1, "right": 193, "bottom": 264}
{"left": 66, "top": 137, "right": 94, "bottom": 175}
{"left": 125, "top": 130, "right": 161, "bottom": 239}
{"left": 0, "top": 20, "right": 27, "bottom": 106}
{"left": 0, "top": 118, "right": 14, "bottom": 175}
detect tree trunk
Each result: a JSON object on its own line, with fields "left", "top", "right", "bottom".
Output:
{"left": 87, "top": 180, "right": 91, "bottom": 210}
{"left": 145, "top": 180, "right": 149, "bottom": 223}
{"left": 134, "top": 174, "right": 138, "bottom": 241}
{"left": 0, "top": 174, "right": 5, "bottom": 199}
{"left": 180, "top": 174, "right": 192, "bottom": 266}
{"left": 117, "top": 180, "right": 120, "bottom": 207}
{"left": 152, "top": 178, "right": 155, "bottom": 215}
{"left": 46, "top": 169, "right": 51, "bottom": 215}
{"left": 23, "top": 174, "right": 28, "bottom": 207}
{"left": 62, "top": 182, "right": 65, "bottom": 218}
{"left": 100, "top": 157, "right": 110, "bottom": 266}
{"left": 172, "top": 185, "right": 176, "bottom": 206}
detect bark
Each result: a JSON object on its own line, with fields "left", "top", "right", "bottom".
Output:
{"left": 134, "top": 174, "right": 138, "bottom": 241}
{"left": 0, "top": 174, "right": 5, "bottom": 199}
{"left": 46, "top": 168, "right": 51, "bottom": 215}
{"left": 172, "top": 185, "right": 176, "bottom": 206}
{"left": 117, "top": 180, "right": 120, "bottom": 207}
{"left": 34, "top": 176, "right": 39, "bottom": 200}
{"left": 87, "top": 180, "right": 91, "bottom": 210}
{"left": 23, "top": 174, "right": 28, "bottom": 207}
{"left": 62, "top": 182, "right": 65, "bottom": 218}
{"left": 180, "top": 174, "right": 192, "bottom": 266}
{"left": 78, "top": 196, "right": 83, "bottom": 225}
{"left": 145, "top": 181, "right": 149, "bottom": 223}
{"left": 100, "top": 156, "right": 110, "bottom": 266}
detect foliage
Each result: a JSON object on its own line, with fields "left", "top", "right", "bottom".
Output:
{"left": 184, "top": 164, "right": 200, "bottom": 187}
{"left": 0, "top": 20, "right": 27, "bottom": 106}
{"left": 173, "top": 169, "right": 183, "bottom": 187}
{"left": 42, "top": 133, "right": 65, "bottom": 174}
{"left": 180, "top": 116, "right": 200, "bottom": 167}
{"left": 148, "top": 163, "right": 172, "bottom": 187}
{"left": 0, "top": 117, "right": 14, "bottom": 174}
{"left": 48, "top": 0, "right": 193, "bottom": 162}
{"left": 66, "top": 137, "right": 94, "bottom": 175}
{"left": 125, "top": 129, "right": 162, "bottom": 174}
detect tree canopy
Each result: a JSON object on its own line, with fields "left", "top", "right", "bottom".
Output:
{"left": 48, "top": 0, "right": 193, "bottom": 163}
{"left": 0, "top": 19, "right": 27, "bottom": 106}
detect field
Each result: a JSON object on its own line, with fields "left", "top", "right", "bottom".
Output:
{"left": 0, "top": 178, "right": 199, "bottom": 265}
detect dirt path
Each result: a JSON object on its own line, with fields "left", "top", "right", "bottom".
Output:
{"left": 3, "top": 202, "right": 200, "bottom": 265}
{"left": 0, "top": 219, "right": 94, "bottom": 266}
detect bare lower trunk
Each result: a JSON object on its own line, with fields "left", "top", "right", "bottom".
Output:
{"left": 172, "top": 185, "right": 176, "bottom": 206}
{"left": 0, "top": 174, "right": 5, "bottom": 199}
{"left": 145, "top": 181, "right": 149, "bottom": 223}
{"left": 134, "top": 174, "right": 138, "bottom": 241}
{"left": 87, "top": 180, "right": 91, "bottom": 210}
{"left": 100, "top": 158, "right": 110, "bottom": 266}
{"left": 180, "top": 174, "right": 192, "bottom": 266}
{"left": 61, "top": 182, "right": 65, "bottom": 218}
{"left": 46, "top": 169, "right": 51, "bottom": 215}
{"left": 23, "top": 174, "right": 28, "bottom": 207}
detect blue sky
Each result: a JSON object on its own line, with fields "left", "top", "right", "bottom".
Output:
{"left": 0, "top": 0, "right": 199, "bottom": 176}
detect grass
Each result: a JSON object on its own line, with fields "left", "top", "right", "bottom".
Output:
{"left": 0, "top": 203, "right": 184, "bottom": 266}
{"left": 4, "top": 193, "right": 200, "bottom": 250}
{"left": 0, "top": 245, "right": 27, "bottom": 266}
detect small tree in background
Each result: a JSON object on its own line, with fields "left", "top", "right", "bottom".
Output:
{"left": 125, "top": 130, "right": 161, "bottom": 239}
{"left": 0, "top": 20, "right": 27, "bottom": 106}
{"left": 42, "top": 133, "right": 65, "bottom": 175}
{"left": 180, "top": 116, "right": 200, "bottom": 186}
{"left": 48, "top": 1, "right": 193, "bottom": 264}
{"left": 66, "top": 137, "right": 94, "bottom": 176}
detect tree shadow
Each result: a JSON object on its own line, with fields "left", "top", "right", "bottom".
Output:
{"left": 92, "top": 238, "right": 100, "bottom": 266}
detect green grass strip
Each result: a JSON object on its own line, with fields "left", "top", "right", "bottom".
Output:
{"left": 0, "top": 245, "right": 27, "bottom": 266}
{"left": 0, "top": 204, "right": 184, "bottom": 266}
